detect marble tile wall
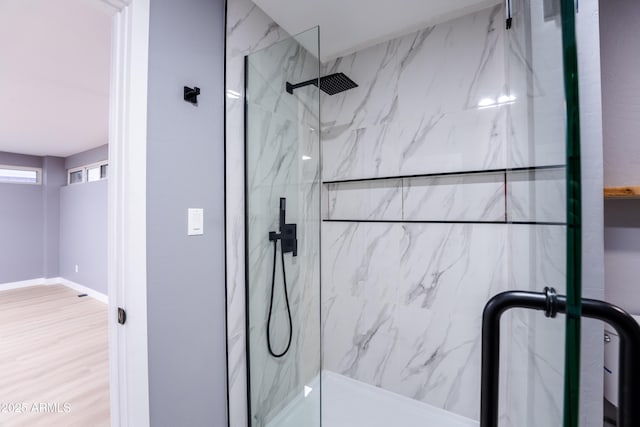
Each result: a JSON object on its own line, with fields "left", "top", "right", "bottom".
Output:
{"left": 319, "top": 2, "right": 569, "bottom": 424}
{"left": 326, "top": 179, "right": 403, "bottom": 221}
{"left": 322, "top": 222, "right": 508, "bottom": 420}
{"left": 404, "top": 174, "right": 506, "bottom": 222}
{"left": 319, "top": 7, "right": 511, "bottom": 421}
{"left": 321, "top": 5, "right": 508, "bottom": 181}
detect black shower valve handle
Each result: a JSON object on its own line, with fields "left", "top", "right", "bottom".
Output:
{"left": 268, "top": 228, "right": 297, "bottom": 256}
{"left": 268, "top": 231, "right": 281, "bottom": 241}
{"left": 281, "top": 223, "right": 297, "bottom": 257}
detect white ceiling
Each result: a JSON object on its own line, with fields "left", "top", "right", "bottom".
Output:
{"left": 0, "top": 0, "right": 111, "bottom": 158}
{"left": 252, "top": 0, "right": 500, "bottom": 61}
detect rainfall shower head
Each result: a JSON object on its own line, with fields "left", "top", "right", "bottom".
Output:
{"left": 286, "top": 73, "right": 358, "bottom": 96}
{"left": 317, "top": 73, "right": 359, "bottom": 95}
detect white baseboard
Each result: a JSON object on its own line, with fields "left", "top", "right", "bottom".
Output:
{"left": 0, "top": 277, "right": 108, "bottom": 304}
{"left": 55, "top": 278, "right": 108, "bottom": 304}
{"left": 0, "top": 277, "right": 47, "bottom": 291}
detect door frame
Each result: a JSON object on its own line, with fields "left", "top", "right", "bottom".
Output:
{"left": 97, "top": 0, "right": 151, "bottom": 426}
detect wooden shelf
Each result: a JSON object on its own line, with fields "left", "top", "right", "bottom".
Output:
{"left": 604, "top": 186, "right": 640, "bottom": 199}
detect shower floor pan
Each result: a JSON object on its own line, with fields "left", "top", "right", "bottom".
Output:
{"left": 267, "top": 371, "right": 479, "bottom": 427}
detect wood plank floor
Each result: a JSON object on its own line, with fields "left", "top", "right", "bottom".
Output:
{"left": 0, "top": 285, "right": 110, "bottom": 426}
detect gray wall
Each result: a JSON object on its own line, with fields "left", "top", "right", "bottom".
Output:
{"left": 600, "top": 0, "right": 640, "bottom": 187}
{"left": 0, "top": 148, "right": 107, "bottom": 293}
{"left": 59, "top": 180, "right": 108, "bottom": 295}
{"left": 0, "top": 151, "right": 42, "bottom": 168}
{"left": 0, "top": 152, "right": 45, "bottom": 283}
{"left": 600, "top": 0, "right": 640, "bottom": 315}
{"left": 43, "top": 156, "right": 66, "bottom": 278}
{"left": 65, "top": 144, "right": 108, "bottom": 170}
{"left": 0, "top": 151, "right": 64, "bottom": 284}
{"left": 59, "top": 145, "right": 108, "bottom": 295}
{"left": 605, "top": 199, "right": 640, "bottom": 314}
{"left": 145, "top": 0, "right": 228, "bottom": 425}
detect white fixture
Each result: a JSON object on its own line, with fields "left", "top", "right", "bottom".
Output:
{"left": 266, "top": 372, "right": 478, "bottom": 427}
{"left": 188, "top": 208, "right": 204, "bottom": 236}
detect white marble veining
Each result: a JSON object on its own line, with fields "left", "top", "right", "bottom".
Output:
{"left": 321, "top": 5, "right": 508, "bottom": 182}
{"left": 322, "top": 222, "right": 508, "bottom": 419}
{"left": 322, "top": 107, "right": 509, "bottom": 181}
{"left": 318, "top": 3, "right": 570, "bottom": 424}
{"left": 326, "top": 179, "right": 403, "bottom": 221}
{"left": 403, "top": 173, "right": 505, "bottom": 222}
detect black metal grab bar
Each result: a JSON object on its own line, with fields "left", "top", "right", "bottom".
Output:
{"left": 480, "top": 289, "right": 640, "bottom": 427}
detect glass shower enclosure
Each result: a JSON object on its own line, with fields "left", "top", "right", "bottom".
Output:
{"left": 244, "top": 1, "right": 584, "bottom": 426}
{"left": 245, "top": 27, "right": 321, "bottom": 427}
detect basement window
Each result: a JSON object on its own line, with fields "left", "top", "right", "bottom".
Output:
{"left": 68, "top": 161, "right": 108, "bottom": 185}
{"left": 0, "top": 165, "right": 41, "bottom": 184}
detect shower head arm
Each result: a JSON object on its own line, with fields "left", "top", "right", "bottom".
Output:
{"left": 286, "top": 78, "right": 319, "bottom": 95}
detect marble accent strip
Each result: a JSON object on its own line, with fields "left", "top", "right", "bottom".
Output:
{"left": 323, "top": 164, "right": 565, "bottom": 185}
{"left": 323, "top": 167, "right": 566, "bottom": 224}
{"left": 403, "top": 173, "right": 504, "bottom": 222}
{"left": 327, "top": 180, "right": 403, "bottom": 221}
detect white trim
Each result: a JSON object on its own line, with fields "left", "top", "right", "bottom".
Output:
{"left": 91, "top": 0, "right": 132, "bottom": 15}
{"left": 108, "top": 1, "right": 150, "bottom": 426}
{"left": 55, "top": 278, "right": 109, "bottom": 304}
{"left": 0, "top": 278, "right": 47, "bottom": 291}
{"left": 0, "top": 278, "right": 108, "bottom": 304}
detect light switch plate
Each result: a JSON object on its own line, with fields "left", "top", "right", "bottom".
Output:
{"left": 188, "top": 208, "right": 204, "bottom": 236}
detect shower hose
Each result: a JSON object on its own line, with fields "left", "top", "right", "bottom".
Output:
{"left": 267, "top": 238, "right": 293, "bottom": 358}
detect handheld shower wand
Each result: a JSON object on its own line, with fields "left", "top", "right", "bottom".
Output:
{"left": 267, "top": 198, "right": 297, "bottom": 358}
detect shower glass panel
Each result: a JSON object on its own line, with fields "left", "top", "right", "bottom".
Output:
{"left": 505, "top": 0, "right": 581, "bottom": 425}
{"left": 245, "top": 27, "right": 321, "bottom": 427}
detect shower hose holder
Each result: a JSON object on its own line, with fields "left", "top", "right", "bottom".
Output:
{"left": 268, "top": 198, "right": 297, "bottom": 257}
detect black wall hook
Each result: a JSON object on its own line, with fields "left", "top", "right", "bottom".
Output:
{"left": 184, "top": 86, "right": 200, "bottom": 104}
